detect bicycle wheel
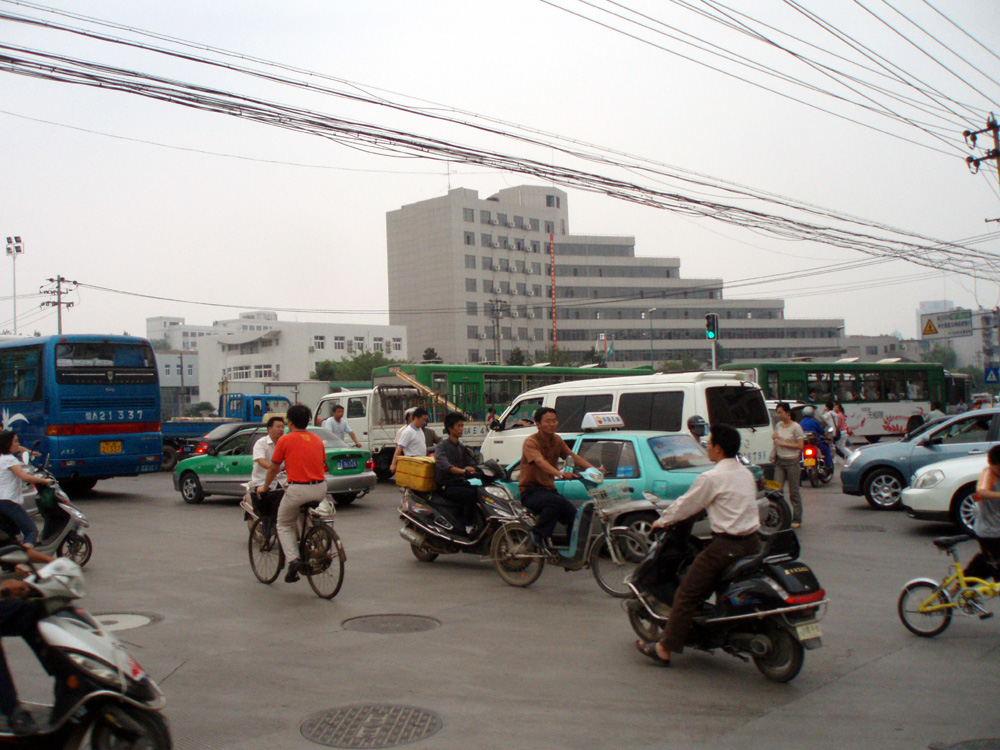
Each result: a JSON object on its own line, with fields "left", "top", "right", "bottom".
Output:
{"left": 490, "top": 523, "right": 544, "bottom": 588}
{"left": 302, "top": 525, "right": 345, "bottom": 600}
{"left": 898, "top": 580, "right": 952, "bottom": 637}
{"left": 248, "top": 518, "right": 283, "bottom": 584}
{"left": 589, "top": 528, "right": 649, "bottom": 598}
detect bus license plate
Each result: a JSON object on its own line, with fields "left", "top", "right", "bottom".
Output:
{"left": 803, "top": 458, "right": 816, "bottom": 467}
{"left": 337, "top": 459, "right": 357, "bottom": 471}
{"left": 764, "top": 479, "right": 782, "bottom": 491}
{"left": 100, "top": 441, "right": 123, "bottom": 454}
{"left": 796, "top": 622, "right": 822, "bottom": 640}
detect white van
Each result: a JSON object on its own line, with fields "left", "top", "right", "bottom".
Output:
{"left": 480, "top": 371, "right": 772, "bottom": 466}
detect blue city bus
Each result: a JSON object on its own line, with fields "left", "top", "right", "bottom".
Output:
{"left": 0, "top": 335, "right": 162, "bottom": 490}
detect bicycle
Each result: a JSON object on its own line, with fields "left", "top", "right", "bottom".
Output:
{"left": 248, "top": 498, "right": 346, "bottom": 599}
{"left": 897, "top": 533, "right": 999, "bottom": 637}
{"left": 491, "top": 479, "right": 648, "bottom": 596}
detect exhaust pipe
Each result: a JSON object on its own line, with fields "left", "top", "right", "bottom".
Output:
{"left": 399, "top": 526, "right": 426, "bottom": 547}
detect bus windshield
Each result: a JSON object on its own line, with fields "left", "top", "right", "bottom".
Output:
{"left": 55, "top": 342, "right": 157, "bottom": 385}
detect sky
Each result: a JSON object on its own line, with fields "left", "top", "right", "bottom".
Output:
{"left": 1, "top": 0, "right": 999, "bottom": 344}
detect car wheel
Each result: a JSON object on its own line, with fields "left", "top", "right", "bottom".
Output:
{"left": 180, "top": 472, "right": 205, "bottom": 504}
{"left": 333, "top": 492, "right": 359, "bottom": 507}
{"left": 950, "top": 485, "right": 978, "bottom": 535}
{"left": 863, "top": 468, "right": 904, "bottom": 510}
{"left": 619, "top": 511, "right": 658, "bottom": 540}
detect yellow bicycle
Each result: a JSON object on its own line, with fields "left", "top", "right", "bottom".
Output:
{"left": 898, "top": 534, "right": 999, "bottom": 637}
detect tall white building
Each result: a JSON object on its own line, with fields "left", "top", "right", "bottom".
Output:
{"left": 387, "top": 186, "right": 844, "bottom": 365}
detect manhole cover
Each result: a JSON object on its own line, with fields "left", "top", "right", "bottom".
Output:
{"left": 93, "top": 612, "right": 162, "bottom": 632}
{"left": 931, "top": 740, "right": 1000, "bottom": 750}
{"left": 342, "top": 615, "right": 440, "bottom": 634}
{"left": 828, "top": 524, "right": 886, "bottom": 533}
{"left": 301, "top": 704, "right": 442, "bottom": 748}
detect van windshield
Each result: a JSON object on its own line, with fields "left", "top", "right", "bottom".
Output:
{"left": 499, "top": 398, "right": 543, "bottom": 430}
{"left": 705, "top": 386, "right": 769, "bottom": 429}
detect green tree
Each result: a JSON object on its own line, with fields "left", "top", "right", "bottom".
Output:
{"left": 580, "top": 346, "right": 606, "bottom": 366}
{"left": 957, "top": 365, "right": 984, "bottom": 391}
{"left": 422, "top": 347, "right": 442, "bottom": 363}
{"left": 506, "top": 347, "right": 529, "bottom": 366}
{"left": 150, "top": 338, "right": 170, "bottom": 352}
{"left": 532, "top": 345, "right": 577, "bottom": 367}
{"left": 659, "top": 352, "right": 705, "bottom": 373}
{"left": 311, "top": 351, "right": 398, "bottom": 382}
{"left": 184, "top": 401, "right": 215, "bottom": 417}
{"left": 922, "top": 344, "right": 957, "bottom": 370}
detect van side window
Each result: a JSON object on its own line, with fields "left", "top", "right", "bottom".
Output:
{"left": 618, "top": 392, "right": 683, "bottom": 431}
{"left": 554, "top": 394, "right": 613, "bottom": 432}
{"left": 705, "top": 386, "right": 769, "bottom": 428}
{"left": 500, "top": 397, "right": 543, "bottom": 429}
{"left": 347, "top": 397, "right": 367, "bottom": 419}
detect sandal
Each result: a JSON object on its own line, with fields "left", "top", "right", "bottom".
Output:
{"left": 635, "top": 640, "right": 670, "bottom": 667}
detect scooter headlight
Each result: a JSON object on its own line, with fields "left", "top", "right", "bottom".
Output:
{"left": 65, "top": 651, "right": 123, "bottom": 687}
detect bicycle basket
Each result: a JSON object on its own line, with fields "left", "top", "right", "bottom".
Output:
{"left": 586, "top": 482, "right": 634, "bottom": 512}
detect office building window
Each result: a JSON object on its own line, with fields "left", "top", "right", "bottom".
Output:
{"left": 465, "top": 278, "right": 477, "bottom": 292}
{"left": 546, "top": 194, "right": 561, "bottom": 208}
{"left": 529, "top": 218, "right": 540, "bottom": 231}
{"left": 467, "top": 325, "right": 479, "bottom": 339}
{"left": 164, "top": 364, "right": 171, "bottom": 376}
{"left": 480, "top": 210, "right": 491, "bottom": 224}
{"left": 187, "top": 364, "right": 193, "bottom": 376}
{"left": 544, "top": 221, "right": 555, "bottom": 234}
{"left": 334, "top": 336, "right": 345, "bottom": 350}
{"left": 465, "top": 254, "right": 476, "bottom": 269}
{"left": 466, "top": 302, "right": 478, "bottom": 315}
{"left": 463, "top": 208, "right": 474, "bottom": 222}
{"left": 464, "top": 232, "right": 475, "bottom": 246}
{"left": 468, "top": 349, "right": 480, "bottom": 363}
{"left": 313, "top": 335, "right": 326, "bottom": 350}
{"left": 393, "top": 338, "right": 402, "bottom": 352}
{"left": 481, "top": 234, "right": 492, "bottom": 247}
{"left": 483, "top": 280, "right": 495, "bottom": 293}
{"left": 497, "top": 213, "right": 507, "bottom": 226}
{"left": 482, "top": 257, "right": 493, "bottom": 270}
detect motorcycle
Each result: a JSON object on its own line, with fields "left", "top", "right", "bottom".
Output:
{"left": 398, "top": 460, "right": 525, "bottom": 561}
{"left": 0, "top": 453, "right": 92, "bottom": 566}
{"left": 624, "top": 519, "right": 827, "bottom": 682}
{"left": 800, "top": 432, "right": 833, "bottom": 488}
{"left": 0, "top": 547, "right": 171, "bottom": 748}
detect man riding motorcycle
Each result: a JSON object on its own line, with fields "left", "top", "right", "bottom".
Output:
{"left": 634, "top": 423, "right": 761, "bottom": 668}
{"left": 799, "top": 406, "right": 833, "bottom": 472}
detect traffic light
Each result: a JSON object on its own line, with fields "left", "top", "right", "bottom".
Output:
{"left": 705, "top": 313, "right": 719, "bottom": 340}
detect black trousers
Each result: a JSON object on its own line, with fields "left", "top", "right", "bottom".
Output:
{"left": 439, "top": 482, "right": 479, "bottom": 528}
{"left": 0, "top": 599, "right": 42, "bottom": 716}
{"left": 520, "top": 487, "right": 577, "bottom": 540}
{"left": 966, "top": 536, "right": 1000, "bottom": 581}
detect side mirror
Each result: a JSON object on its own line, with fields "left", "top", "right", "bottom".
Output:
{"left": 207, "top": 447, "right": 218, "bottom": 456}
{"left": 489, "top": 419, "right": 501, "bottom": 431}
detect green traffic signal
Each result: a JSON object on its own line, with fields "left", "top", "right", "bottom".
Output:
{"left": 705, "top": 313, "right": 719, "bottom": 340}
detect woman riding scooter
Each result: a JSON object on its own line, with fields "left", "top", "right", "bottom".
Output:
{"left": 0, "top": 431, "right": 53, "bottom": 547}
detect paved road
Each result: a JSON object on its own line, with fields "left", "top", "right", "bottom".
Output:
{"left": 7, "top": 473, "right": 998, "bottom": 750}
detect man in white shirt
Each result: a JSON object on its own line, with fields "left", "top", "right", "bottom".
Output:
{"left": 250, "top": 417, "right": 286, "bottom": 489}
{"left": 322, "top": 405, "right": 361, "bottom": 448}
{"left": 390, "top": 407, "right": 430, "bottom": 473}
{"left": 636, "top": 423, "right": 761, "bottom": 668}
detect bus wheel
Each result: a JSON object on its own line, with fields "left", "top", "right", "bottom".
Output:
{"left": 161, "top": 445, "right": 179, "bottom": 472}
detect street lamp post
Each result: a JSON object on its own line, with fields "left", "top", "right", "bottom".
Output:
{"left": 5, "top": 236, "right": 23, "bottom": 334}
{"left": 644, "top": 307, "right": 657, "bottom": 369}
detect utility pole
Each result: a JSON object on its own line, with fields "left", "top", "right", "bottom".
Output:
{"left": 487, "top": 297, "right": 509, "bottom": 364}
{"left": 40, "top": 276, "right": 76, "bottom": 334}
{"left": 549, "top": 232, "right": 557, "bottom": 353}
{"left": 963, "top": 114, "right": 1000, "bottom": 199}
{"left": 5, "top": 237, "right": 23, "bottom": 334}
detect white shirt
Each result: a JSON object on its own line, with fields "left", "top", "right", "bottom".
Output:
{"left": 396, "top": 423, "right": 427, "bottom": 457}
{"left": 656, "top": 458, "right": 760, "bottom": 536}
{"left": 250, "top": 434, "right": 277, "bottom": 488}
{"left": 821, "top": 409, "right": 837, "bottom": 435}
{"left": 0, "top": 455, "right": 25, "bottom": 504}
{"left": 322, "top": 416, "right": 353, "bottom": 441}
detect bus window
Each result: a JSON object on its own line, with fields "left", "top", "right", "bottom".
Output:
{"left": 882, "top": 372, "right": 906, "bottom": 401}
{"left": 765, "top": 372, "right": 779, "bottom": 400}
{"left": 860, "top": 372, "right": 882, "bottom": 401}
{"left": 906, "top": 371, "right": 928, "bottom": 400}
{"left": 554, "top": 394, "right": 613, "bottom": 432}
{"left": 0, "top": 347, "right": 41, "bottom": 401}
{"left": 780, "top": 379, "right": 806, "bottom": 402}
{"left": 618, "top": 391, "right": 684, "bottom": 432}
{"left": 807, "top": 372, "right": 832, "bottom": 402}
{"left": 833, "top": 372, "right": 859, "bottom": 403}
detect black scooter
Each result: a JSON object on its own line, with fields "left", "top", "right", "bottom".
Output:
{"left": 625, "top": 520, "right": 827, "bottom": 682}
{"left": 399, "top": 460, "right": 527, "bottom": 561}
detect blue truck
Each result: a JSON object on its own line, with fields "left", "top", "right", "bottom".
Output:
{"left": 160, "top": 394, "right": 292, "bottom": 470}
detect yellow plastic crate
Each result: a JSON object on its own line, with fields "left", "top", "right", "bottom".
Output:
{"left": 394, "top": 455, "right": 437, "bottom": 492}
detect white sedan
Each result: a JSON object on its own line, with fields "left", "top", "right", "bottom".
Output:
{"left": 900, "top": 453, "right": 987, "bottom": 535}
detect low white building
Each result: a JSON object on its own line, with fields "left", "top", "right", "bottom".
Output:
{"left": 154, "top": 350, "right": 200, "bottom": 419}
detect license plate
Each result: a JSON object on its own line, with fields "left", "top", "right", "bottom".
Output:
{"left": 796, "top": 622, "right": 822, "bottom": 640}
{"left": 764, "top": 479, "right": 782, "bottom": 491}
{"left": 336, "top": 459, "right": 357, "bottom": 471}
{"left": 100, "top": 441, "right": 122, "bottom": 454}
{"left": 803, "top": 458, "right": 816, "bottom": 467}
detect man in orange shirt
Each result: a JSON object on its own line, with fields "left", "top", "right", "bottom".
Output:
{"left": 259, "top": 404, "right": 328, "bottom": 583}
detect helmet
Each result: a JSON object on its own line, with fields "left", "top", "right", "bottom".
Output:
{"left": 687, "top": 415, "right": 708, "bottom": 437}
{"left": 801, "top": 406, "right": 815, "bottom": 418}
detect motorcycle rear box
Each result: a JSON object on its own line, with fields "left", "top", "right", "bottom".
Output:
{"left": 395, "top": 456, "right": 437, "bottom": 492}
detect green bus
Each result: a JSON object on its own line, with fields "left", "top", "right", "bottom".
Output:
{"left": 371, "top": 363, "right": 654, "bottom": 422}
{"left": 721, "top": 361, "right": 966, "bottom": 441}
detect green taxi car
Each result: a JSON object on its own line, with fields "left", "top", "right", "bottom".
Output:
{"left": 499, "top": 431, "right": 785, "bottom": 536}
{"left": 173, "top": 426, "right": 375, "bottom": 506}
